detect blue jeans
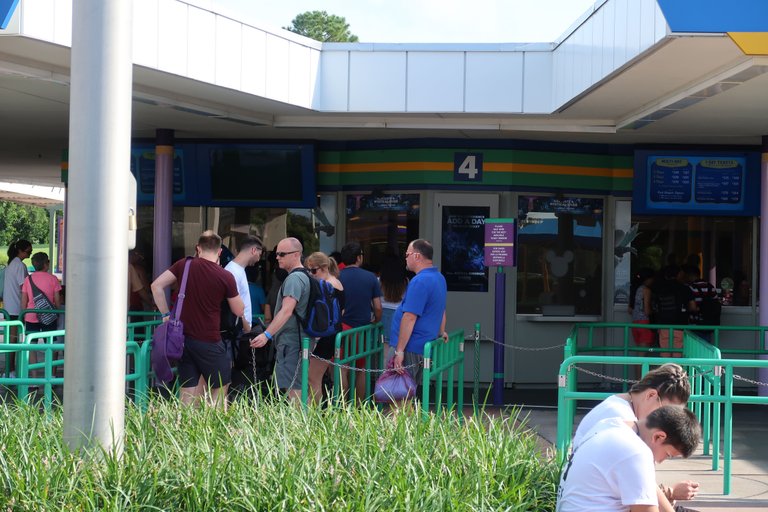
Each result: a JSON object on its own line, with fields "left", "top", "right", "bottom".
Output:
{"left": 381, "top": 307, "right": 396, "bottom": 342}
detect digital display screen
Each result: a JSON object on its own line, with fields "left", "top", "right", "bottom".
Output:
{"left": 131, "top": 142, "right": 317, "bottom": 208}
{"left": 210, "top": 148, "right": 304, "bottom": 202}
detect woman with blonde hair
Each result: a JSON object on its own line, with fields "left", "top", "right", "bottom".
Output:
{"left": 304, "top": 252, "right": 344, "bottom": 403}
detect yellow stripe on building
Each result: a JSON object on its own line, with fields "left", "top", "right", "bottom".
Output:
{"left": 728, "top": 32, "right": 768, "bottom": 55}
{"left": 318, "top": 161, "right": 632, "bottom": 178}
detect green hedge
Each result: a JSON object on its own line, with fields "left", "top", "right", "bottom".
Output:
{"left": 0, "top": 399, "right": 559, "bottom": 511}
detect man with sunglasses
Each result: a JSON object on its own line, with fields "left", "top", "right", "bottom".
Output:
{"left": 390, "top": 239, "right": 447, "bottom": 391}
{"left": 250, "top": 237, "right": 310, "bottom": 402}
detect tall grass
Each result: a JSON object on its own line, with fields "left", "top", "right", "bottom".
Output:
{"left": 0, "top": 399, "right": 559, "bottom": 511}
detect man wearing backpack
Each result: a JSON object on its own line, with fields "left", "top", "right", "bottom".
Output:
{"left": 250, "top": 237, "right": 311, "bottom": 402}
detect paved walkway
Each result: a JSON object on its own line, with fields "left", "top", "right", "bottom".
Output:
{"left": 519, "top": 404, "right": 768, "bottom": 511}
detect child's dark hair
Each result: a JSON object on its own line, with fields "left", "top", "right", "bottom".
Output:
{"left": 31, "top": 252, "right": 49, "bottom": 271}
{"left": 645, "top": 405, "right": 701, "bottom": 458}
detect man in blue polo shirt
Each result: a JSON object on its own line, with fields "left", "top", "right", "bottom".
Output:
{"left": 390, "top": 239, "right": 447, "bottom": 388}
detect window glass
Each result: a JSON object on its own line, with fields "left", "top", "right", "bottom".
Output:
{"left": 345, "top": 193, "right": 420, "bottom": 272}
{"left": 137, "top": 205, "right": 330, "bottom": 292}
{"left": 516, "top": 196, "right": 604, "bottom": 315}
{"left": 614, "top": 200, "right": 633, "bottom": 305}
{"left": 629, "top": 216, "right": 753, "bottom": 306}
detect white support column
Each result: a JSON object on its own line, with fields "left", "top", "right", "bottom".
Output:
{"left": 63, "top": 0, "right": 133, "bottom": 453}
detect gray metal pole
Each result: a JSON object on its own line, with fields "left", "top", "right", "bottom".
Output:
{"left": 759, "top": 135, "right": 768, "bottom": 395}
{"left": 63, "top": 0, "right": 133, "bottom": 453}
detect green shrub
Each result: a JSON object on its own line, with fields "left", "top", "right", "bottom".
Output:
{"left": 0, "top": 399, "right": 559, "bottom": 511}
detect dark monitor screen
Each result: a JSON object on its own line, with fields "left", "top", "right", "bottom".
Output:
{"left": 210, "top": 148, "right": 304, "bottom": 202}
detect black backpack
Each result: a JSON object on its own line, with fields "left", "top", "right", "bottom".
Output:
{"left": 290, "top": 268, "right": 342, "bottom": 338}
{"left": 652, "top": 289, "right": 680, "bottom": 324}
{"left": 699, "top": 297, "right": 722, "bottom": 326}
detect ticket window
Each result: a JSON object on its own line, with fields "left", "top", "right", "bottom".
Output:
{"left": 626, "top": 215, "right": 753, "bottom": 306}
{"left": 516, "top": 196, "right": 604, "bottom": 315}
{"left": 344, "top": 193, "right": 420, "bottom": 273}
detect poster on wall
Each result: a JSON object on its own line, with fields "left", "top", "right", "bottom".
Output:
{"left": 441, "top": 206, "right": 489, "bottom": 292}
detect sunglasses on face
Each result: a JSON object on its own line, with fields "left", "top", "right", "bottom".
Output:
{"left": 307, "top": 267, "right": 319, "bottom": 274}
{"left": 276, "top": 250, "right": 299, "bottom": 258}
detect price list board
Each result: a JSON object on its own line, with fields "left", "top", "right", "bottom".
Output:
{"left": 649, "top": 158, "right": 692, "bottom": 203}
{"left": 694, "top": 159, "right": 742, "bottom": 204}
{"left": 633, "top": 151, "right": 758, "bottom": 216}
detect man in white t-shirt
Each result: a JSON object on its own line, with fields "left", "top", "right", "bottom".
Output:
{"left": 224, "top": 236, "right": 263, "bottom": 332}
{"left": 572, "top": 364, "right": 700, "bottom": 511}
{"left": 557, "top": 405, "right": 700, "bottom": 512}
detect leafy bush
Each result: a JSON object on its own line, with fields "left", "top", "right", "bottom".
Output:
{"left": 0, "top": 399, "right": 559, "bottom": 511}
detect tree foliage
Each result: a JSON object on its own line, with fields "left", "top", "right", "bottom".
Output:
{"left": 285, "top": 11, "right": 359, "bottom": 42}
{"left": 0, "top": 200, "right": 49, "bottom": 246}
{"left": 287, "top": 212, "right": 319, "bottom": 254}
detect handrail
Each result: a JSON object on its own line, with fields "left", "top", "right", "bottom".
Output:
{"left": 19, "top": 308, "right": 66, "bottom": 323}
{"left": 0, "top": 319, "right": 25, "bottom": 376}
{"left": 421, "top": 330, "right": 465, "bottom": 422}
{"left": 568, "top": 321, "right": 768, "bottom": 355}
{"left": 332, "top": 323, "right": 385, "bottom": 403}
{"left": 557, "top": 354, "right": 768, "bottom": 495}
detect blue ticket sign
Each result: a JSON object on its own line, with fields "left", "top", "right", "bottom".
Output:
{"left": 649, "top": 158, "right": 692, "bottom": 203}
{"left": 695, "top": 159, "right": 742, "bottom": 203}
{"left": 633, "top": 151, "right": 759, "bottom": 216}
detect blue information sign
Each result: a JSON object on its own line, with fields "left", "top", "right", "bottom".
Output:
{"left": 649, "top": 158, "right": 692, "bottom": 203}
{"left": 694, "top": 159, "right": 742, "bottom": 203}
{"left": 633, "top": 151, "right": 759, "bottom": 216}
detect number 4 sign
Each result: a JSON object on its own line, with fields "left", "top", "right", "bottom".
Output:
{"left": 453, "top": 153, "right": 483, "bottom": 182}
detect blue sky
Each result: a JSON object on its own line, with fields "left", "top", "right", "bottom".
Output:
{"left": 207, "top": 0, "right": 597, "bottom": 43}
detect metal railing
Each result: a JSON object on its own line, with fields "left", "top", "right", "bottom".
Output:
{"left": 557, "top": 352, "right": 768, "bottom": 495}
{"left": 331, "top": 323, "right": 386, "bottom": 403}
{"left": 421, "top": 329, "right": 465, "bottom": 422}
